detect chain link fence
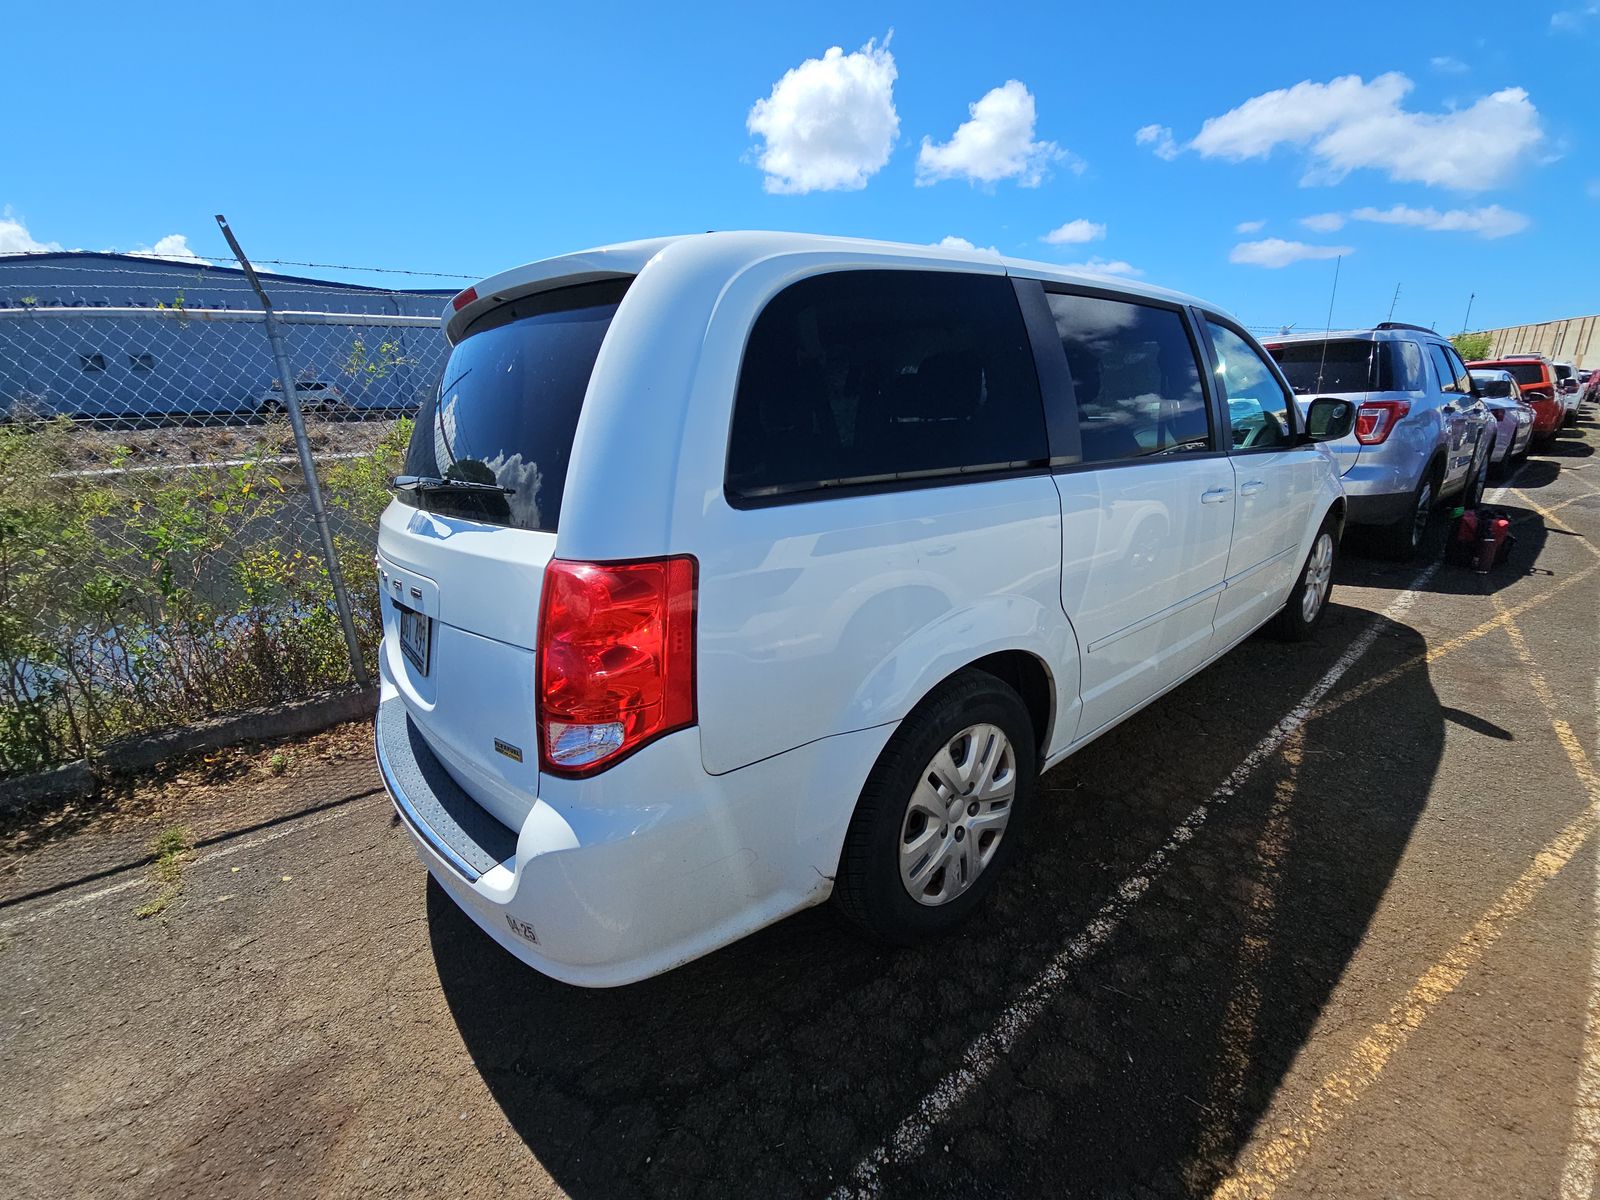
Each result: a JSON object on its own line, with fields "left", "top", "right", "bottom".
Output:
{"left": 0, "top": 266, "right": 452, "bottom": 777}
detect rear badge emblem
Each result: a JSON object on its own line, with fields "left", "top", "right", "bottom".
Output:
{"left": 494, "top": 738, "right": 524, "bottom": 763}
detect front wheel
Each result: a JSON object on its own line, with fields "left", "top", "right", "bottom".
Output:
{"left": 833, "top": 670, "right": 1036, "bottom": 944}
{"left": 1271, "top": 517, "right": 1338, "bottom": 642}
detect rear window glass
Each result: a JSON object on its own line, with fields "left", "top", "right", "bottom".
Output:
{"left": 726, "top": 270, "right": 1047, "bottom": 500}
{"left": 1471, "top": 373, "right": 1514, "bottom": 398}
{"left": 1266, "top": 339, "right": 1421, "bottom": 393}
{"left": 1555, "top": 363, "right": 1574, "bottom": 382}
{"left": 1485, "top": 361, "right": 1547, "bottom": 387}
{"left": 400, "top": 278, "right": 629, "bottom": 531}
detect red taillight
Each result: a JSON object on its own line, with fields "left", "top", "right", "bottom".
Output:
{"left": 536, "top": 556, "right": 697, "bottom": 776}
{"left": 451, "top": 286, "right": 478, "bottom": 311}
{"left": 1353, "top": 399, "right": 1410, "bottom": 445}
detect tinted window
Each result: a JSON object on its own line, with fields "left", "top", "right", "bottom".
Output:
{"left": 1555, "top": 363, "right": 1574, "bottom": 383}
{"left": 727, "top": 271, "right": 1046, "bottom": 499}
{"left": 400, "top": 278, "right": 629, "bottom": 531}
{"left": 1046, "top": 292, "right": 1209, "bottom": 463}
{"left": 1470, "top": 373, "right": 1514, "bottom": 399}
{"left": 1205, "top": 320, "right": 1295, "bottom": 449}
{"left": 1393, "top": 341, "right": 1426, "bottom": 391}
{"left": 1428, "top": 343, "right": 1470, "bottom": 394}
{"left": 1266, "top": 338, "right": 1424, "bottom": 394}
{"left": 1490, "top": 361, "right": 1548, "bottom": 387}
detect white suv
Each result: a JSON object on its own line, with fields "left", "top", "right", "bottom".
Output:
{"left": 374, "top": 233, "right": 1354, "bottom": 986}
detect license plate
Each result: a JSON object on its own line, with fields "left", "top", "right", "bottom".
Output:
{"left": 397, "top": 603, "right": 431, "bottom": 675}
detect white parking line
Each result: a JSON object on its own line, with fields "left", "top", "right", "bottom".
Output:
{"left": 831, "top": 562, "right": 1439, "bottom": 1198}
{"left": 0, "top": 799, "right": 374, "bottom": 930}
{"left": 1559, "top": 608, "right": 1600, "bottom": 1200}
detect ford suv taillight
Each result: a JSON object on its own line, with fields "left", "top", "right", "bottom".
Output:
{"left": 537, "top": 556, "right": 697, "bottom": 776}
{"left": 1354, "top": 399, "right": 1410, "bottom": 445}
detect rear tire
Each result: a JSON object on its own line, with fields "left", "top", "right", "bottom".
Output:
{"left": 1461, "top": 440, "right": 1492, "bottom": 509}
{"left": 1373, "top": 470, "right": 1436, "bottom": 561}
{"left": 1271, "top": 516, "right": 1338, "bottom": 642}
{"left": 833, "top": 670, "right": 1036, "bottom": 944}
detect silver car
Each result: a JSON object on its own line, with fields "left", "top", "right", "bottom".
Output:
{"left": 1469, "top": 368, "right": 1535, "bottom": 474}
{"left": 1265, "top": 323, "right": 1496, "bottom": 559}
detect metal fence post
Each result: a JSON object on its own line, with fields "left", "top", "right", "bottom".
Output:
{"left": 215, "top": 214, "right": 371, "bottom": 688}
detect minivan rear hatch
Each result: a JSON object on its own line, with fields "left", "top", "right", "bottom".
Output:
{"left": 377, "top": 277, "right": 630, "bottom": 822}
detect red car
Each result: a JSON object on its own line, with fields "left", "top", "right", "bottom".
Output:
{"left": 1467, "top": 355, "right": 1563, "bottom": 442}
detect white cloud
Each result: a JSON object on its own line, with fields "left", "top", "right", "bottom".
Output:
{"left": 1300, "top": 212, "right": 1347, "bottom": 232}
{"left": 1552, "top": 3, "right": 1599, "bottom": 31}
{"left": 1348, "top": 203, "right": 1530, "bottom": 238}
{"left": 128, "top": 234, "right": 212, "bottom": 265}
{"left": 1430, "top": 55, "right": 1469, "bottom": 73}
{"left": 930, "top": 235, "right": 999, "bottom": 253}
{"left": 1230, "top": 238, "right": 1352, "bottom": 269}
{"left": 917, "top": 80, "right": 1072, "bottom": 187}
{"left": 1587, "top": 179, "right": 1600, "bottom": 200}
{"left": 1189, "top": 72, "right": 1543, "bottom": 190}
{"left": 746, "top": 37, "right": 899, "bottom": 194}
{"left": 0, "top": 209, "right": 62, "bottom": 255}
{"left": 1136, "top": 123, "right": 1179, "bottom": 161}
{"left": 1057, "top": 258, "right": 1142, "bottom": 278}
{"left": 1235, "top": 219, "right": 1266, "bottom": 233}
{"left": 1042, "top": 218, "right": 1105, "bottom": 245}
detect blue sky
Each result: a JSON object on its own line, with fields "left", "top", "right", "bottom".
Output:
{"left": 2, "top": 1, "right": 1596, "bottom": 332}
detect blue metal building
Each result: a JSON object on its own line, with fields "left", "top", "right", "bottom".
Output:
{"left": 0, "top": 252, "right": 453, "bottom": 422}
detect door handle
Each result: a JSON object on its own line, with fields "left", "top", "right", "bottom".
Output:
{"left": 1200, "top": 487, "right": 1233, "bottom": 504}
{"left": 1239, "top": 480, "right": 1266, "bottom": 497}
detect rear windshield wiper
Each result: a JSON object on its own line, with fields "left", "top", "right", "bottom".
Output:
{"left": 391, "top": 474, "right": 516, "bottom": 497}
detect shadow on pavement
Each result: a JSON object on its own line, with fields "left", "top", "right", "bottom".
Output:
{"left": 430, "top": 598, "right": 1446, "bottom": 1198}
{"left": 1338, "top": 503, "right": 1549, "bottom": 598}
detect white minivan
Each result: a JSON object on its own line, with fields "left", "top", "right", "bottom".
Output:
{"left": 375, "top": 232, "right": 1355, "bottom": 987}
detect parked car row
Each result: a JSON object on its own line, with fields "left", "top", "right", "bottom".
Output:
{"left": 371, "top": 232, "right": 1583, "bottom": 986}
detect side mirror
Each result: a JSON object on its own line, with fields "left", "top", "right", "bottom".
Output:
{"left": 1302, "top": 396, "right": 1356, "bottom": 443}
{"left": 1561, "top": 378, "right": 1578, "bottom": 394}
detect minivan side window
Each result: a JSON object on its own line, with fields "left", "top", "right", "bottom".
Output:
{"left": 1044, "top": 291, "right": 1210, "bottom": 463}
{"left": 1428, "top": 343, "right": 1471, "bottom": 394}
{"left": 1204, "top": 320, "right": 1295, "bottom": 450}
{"left": 726, "top": 271, "right": 1047, "bottom": 500}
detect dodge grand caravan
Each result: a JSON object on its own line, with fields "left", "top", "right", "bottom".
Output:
{"left": 375, "top": 233, "right": 1355, "bottom": 986}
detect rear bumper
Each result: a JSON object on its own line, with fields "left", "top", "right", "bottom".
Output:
{"left": 375, "top": 662, "right": 893, "bottom": 987}
{"left": 1346, "top": 490, "right": 1416, "bottom": 526}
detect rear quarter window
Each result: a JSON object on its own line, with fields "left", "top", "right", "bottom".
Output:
{"left": 726, "top": 270, "right": 1047, "bottom": 500}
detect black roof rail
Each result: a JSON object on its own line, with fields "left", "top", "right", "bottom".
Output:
{"left": 1374, "top": 321, "right": 1440, "bottom": 335}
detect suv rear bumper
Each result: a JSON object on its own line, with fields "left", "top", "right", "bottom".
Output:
{"left": 1337, "top": 457, "right": 1422, "bottom": 527}
{"left": 375, "top": 662, "right": 893, "bottom": 987}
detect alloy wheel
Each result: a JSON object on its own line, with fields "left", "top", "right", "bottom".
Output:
{"left": 1301, "top": 532, "right": 1335, "bottom": 624}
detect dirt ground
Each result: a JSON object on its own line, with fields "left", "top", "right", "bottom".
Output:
{"left": 3, "top": 415, "right": 1598, "bottom": 1200}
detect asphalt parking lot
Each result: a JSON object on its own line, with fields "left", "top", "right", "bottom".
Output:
{"left": 4, "top": 413, "right": 1599, "bottom": 1200}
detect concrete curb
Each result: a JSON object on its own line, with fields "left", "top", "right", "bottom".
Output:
{"left": 0, "top": 687, "right": 378, "bottom": 815}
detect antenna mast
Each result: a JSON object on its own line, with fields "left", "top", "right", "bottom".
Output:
{"left": 1314, "top": 255, "right": 1343, "bottom": 393}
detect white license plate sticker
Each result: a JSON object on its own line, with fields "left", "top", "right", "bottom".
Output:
{"left": 397, "top": 604, "right": 431, "bottom": 675}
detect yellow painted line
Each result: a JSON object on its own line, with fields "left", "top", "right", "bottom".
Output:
{"left": 1559, "top": 604, "right": 1600, "bottom": 1200}
{"left": 1512, "top": 488, "right": 1600, "bottom": 559}
{"left": 1314, "top": 557, "right": 1600, "bottom": 721}
{"left": 1185, "top": 729, "right": 1305, "bottom": 1193}
{"left": 1212, "top": 603, "right": 1600, "bottom": 1200}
